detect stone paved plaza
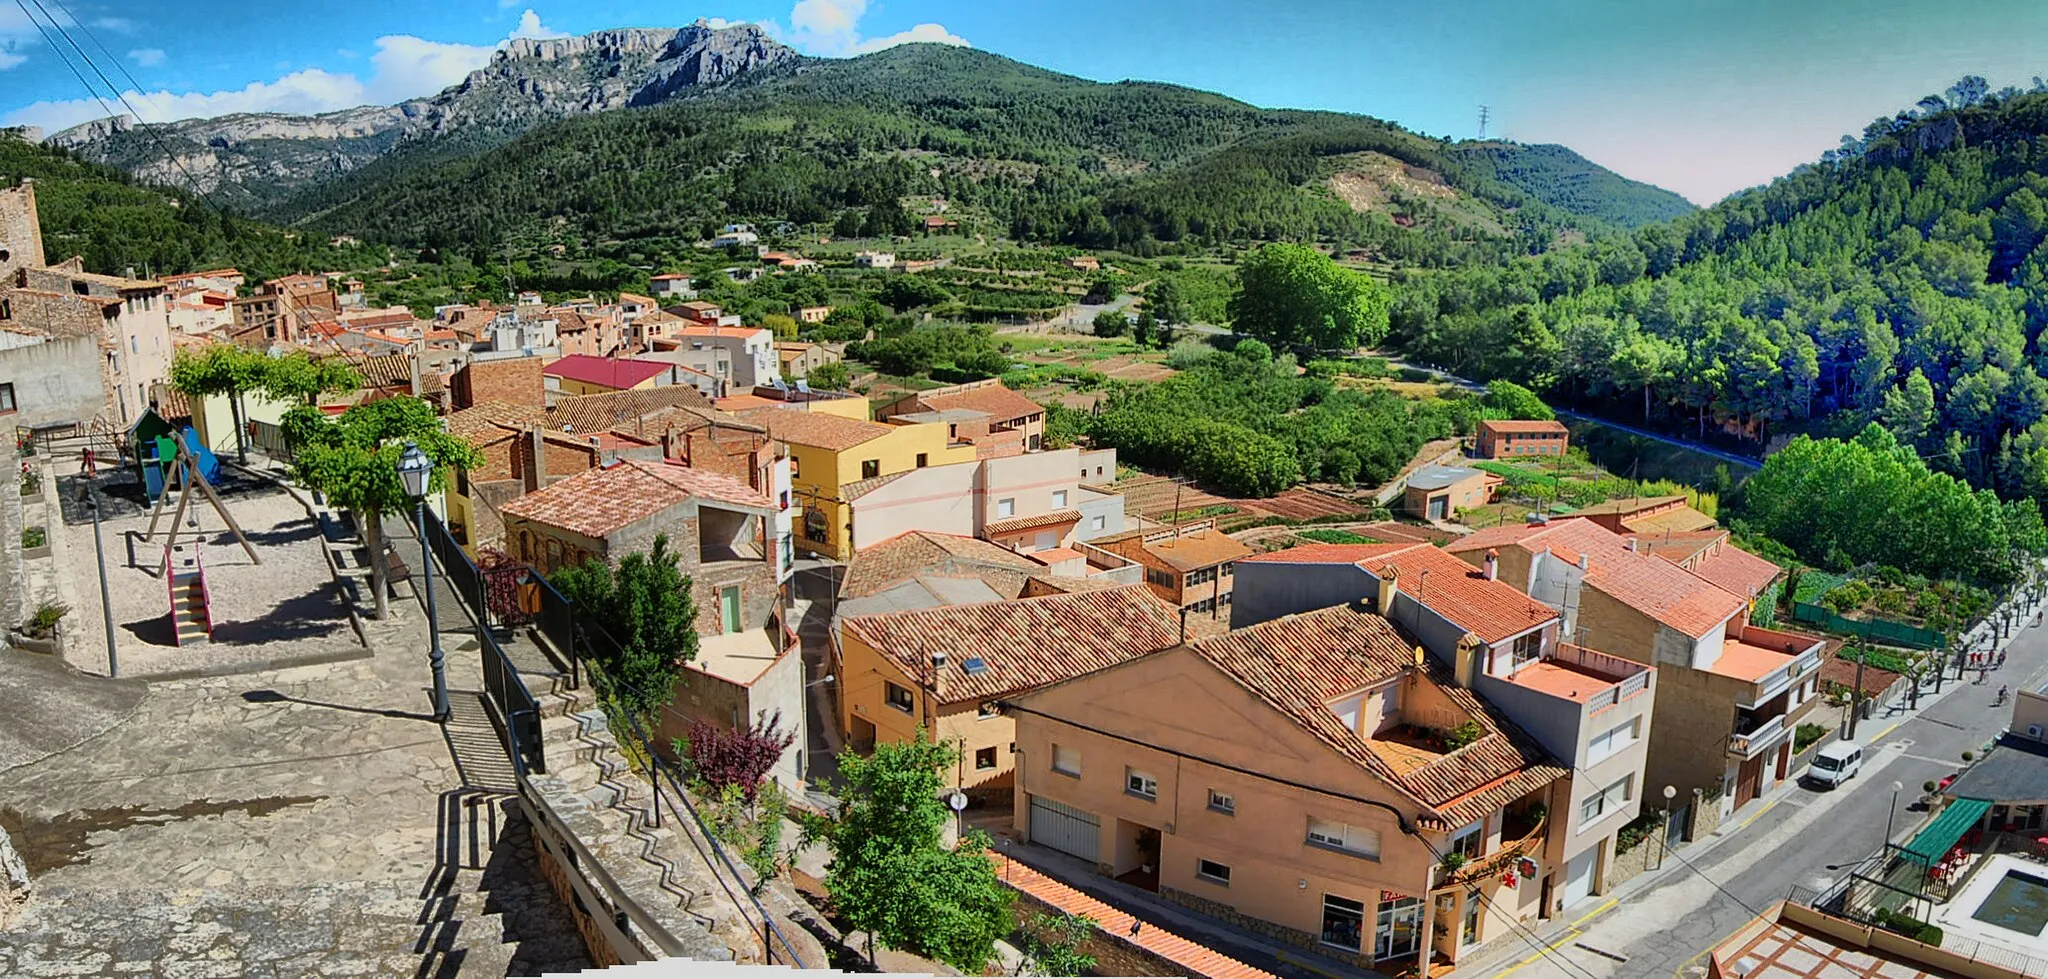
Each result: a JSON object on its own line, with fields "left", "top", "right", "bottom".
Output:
{"left": 0, "top": 582, "right": 592, "bottom": 976}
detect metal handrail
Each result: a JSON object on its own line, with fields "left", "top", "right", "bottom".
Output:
{"left": 525, "top": 772, "right": 698, "bottom": 960}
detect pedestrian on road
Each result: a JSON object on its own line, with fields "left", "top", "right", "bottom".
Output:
{"left": 1999, "top": 684, "right": 2010, "bottom": 706}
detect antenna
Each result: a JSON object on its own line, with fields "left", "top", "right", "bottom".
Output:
{"left": 1477, "top": 105, "right": 1490, "bottom": 140}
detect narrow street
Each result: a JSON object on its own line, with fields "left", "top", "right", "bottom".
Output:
{"left": 1458, "top": 612, "right": 2048, "bottom": 979}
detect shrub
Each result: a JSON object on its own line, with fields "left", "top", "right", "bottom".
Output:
{"left": 1442, "top": 720, "right": 1484, "bottom": 751}
{"left": 1297, "top": 529, "right": 1375, "bottom": 545}
{"left": 1615, "top": 811, "right": 1666, "bottom": 854}
{"left": 1164, "top": 338, "right": 1215, "bottom": 370}
{"left": 26, "top": 601, "right": 67, "bottom": 635}
{"left": 20, "top": 526, "right": 44, "bottom": 550}
{"left": 679, "top": 711, "right": 798, "bottom": 803}
{"left": 1794, "top": 723, "right": 1827, "bottom": 753}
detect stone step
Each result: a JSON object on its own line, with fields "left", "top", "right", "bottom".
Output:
{"left": 540, "top": 713, "right": 582, "bottom": 748}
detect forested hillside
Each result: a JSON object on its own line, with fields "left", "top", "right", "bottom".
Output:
{"left": 1391, "top": 77, "right": 2048, "bottom": 509}
{"left": 0, "top": 130, "right": 373, "bottom": 279}
{"left": 269, "top": 44, "right": 1688, "bottom": 264}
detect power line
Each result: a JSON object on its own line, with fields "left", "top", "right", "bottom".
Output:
{"left": 25, "top": 0, "right": 219, "bottom": 209}
{"left": 10, "top": 0, "right": 117, "bottom": 138}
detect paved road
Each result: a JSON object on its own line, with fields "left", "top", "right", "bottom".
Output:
{"left": 1552, "top": 408, "right": 1763, "bottom": 472}
{"left": 1459, "top": 609, "right": 2048, "bottom": 979}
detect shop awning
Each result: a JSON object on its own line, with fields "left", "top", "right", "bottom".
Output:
{"left": 1899, "top": 798, "right": 1992, "bottom": 866}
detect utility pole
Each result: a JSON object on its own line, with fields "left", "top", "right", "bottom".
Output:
{"left": 1846, "top": 637, "right": 1866, "bottom": 740}
{"left": 1478, "top": 105, "right": 1490, "bottom": 140}
{"left": 82, "top": 450, "right": 118, "bottom": 678}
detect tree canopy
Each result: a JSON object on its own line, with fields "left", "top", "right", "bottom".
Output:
{"left": 555, "top": 534, "right": 700, "bottom": 723}
{"left": 1227, "top": 243, "right": 1391, "bottom": 350}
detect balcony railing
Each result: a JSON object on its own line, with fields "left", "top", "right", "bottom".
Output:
{"left": 1736, "top": 628, "right": 1824, "bottom": 707}
{"left": 1437, "top": 810, "right": 1548, "bottom": 889}
{"left": 1728, "top": 713, "right": 1787, "bottom": 758}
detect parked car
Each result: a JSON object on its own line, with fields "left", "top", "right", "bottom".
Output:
{"left": 1804, "top": 741, "right": 1863, "bottom": 789}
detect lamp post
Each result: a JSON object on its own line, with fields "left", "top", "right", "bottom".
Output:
{"left": 397, "top": 441, "right": 448, "bottom": 721}
{"left": 1885, "top": 780, "right": 1904, "bottom": 847}
{"left": 1656, "top": 785, "right": 1676, "bottom": 869}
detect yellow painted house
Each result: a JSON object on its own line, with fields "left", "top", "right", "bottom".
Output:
{"left": 753, "top": 410, "right": 974, "bottom": 559}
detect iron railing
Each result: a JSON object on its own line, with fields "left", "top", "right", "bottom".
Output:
{"left": 421, "top": 507, "right": 545, "bottom": 776}
{"left": 530, "top": 571, "right": 579, "bottom": 689}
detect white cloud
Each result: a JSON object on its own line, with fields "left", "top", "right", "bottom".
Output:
{"left": 127, "top": 48, "right": 165, "bottom": 67}
{"left": 0, "top": 51, "right": 23, "bottom": 71}
{"left": 699, "top": 17, "right": 740, "bottom": 30}
{"left": 508, "top": 9, "right": 568, "bottom": 41}
{"left": 2, "top": 11, "right": 570, "bottom": 132}
{"left": 780, "top": 0, "right": 968, "bottom": 56}
{"left": 90, "top": 16, "right": 133, "bottom": 32}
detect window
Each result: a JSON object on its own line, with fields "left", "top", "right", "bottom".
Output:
{"left": 1029, "top": 434, "right": 1041, "bottom": 451}
{"left": 1126, "top": 768, "right": 1158, "bottom": 800}
{"left": 1449, "top": 819, "right": 1486, "bottom": 860}
{"left": 977, "top": 702, "right": 999, "bottom": 719}
{"left": 1189, "top": 597, "right": 1216, "bottom": 613}
{"left": 129, "top": 336, "right": 137, "bottom": 354}
{"left": 1220, "top": 562, "right": 1234, "bottom": 577}
{"left": 1186, "top": 567, "right": 1215, "bottom": 587}
{"left": 1091, "top": 515, "right": 1106, "bottom": 531}
{"left": 790, "top": 455, "right": 801, "bottom": 479}
{"left": 1321, "top": 895, "right": 1365, "bottom": 951}
{"left": 1511, "top": 631, "right": 1542, "bottom": 668}
{"left": 974, "top": 747, "right": 997, "bottom": 770}
{"left": 884, "top": 682, "right": 914, "bottom": 714}
{"left": 1307, "top": 818, "right": 1380, "bottom": 858}
{"left": 1587, "top": 716, "right": 1641, "bottom": 764}
{"left": 915, "top": 452, "right": 928, "bottom": 468}
{"left": 1196, "top": 859, "right": 1231, "bottom": 885}
{"left": 1581, "top": 776, "right": 1633, "bottom": 822}
{"left": 1051, "top": 490, "right": 1068, "bottom": 508}
{"left": 1146, "top": 567, "right": 1176, "bottom": 588}
{"left": 997, "top": 498, "right": 1015, "bottom": 518}
{"left": 804, "top": 508, "right": 828, "bottom": 543}
{"left": 0, "top": 382, "right": 13, "bottom": 413}
{"left": 1208, "top": 790, "right": 1235, "bottom": 815}
{"left": 1051, "top": 743, "right": 1080, "bottom": 777}
{"left": 861, "top": 459, "right": 880, "bottom": 479}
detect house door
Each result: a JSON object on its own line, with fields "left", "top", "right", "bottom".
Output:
{"left": 720, "top": 586, "right": 741, "bottom": 633}
{"left": 1428, "top": 495, "right": 1448, "bottom": 520}
{"left": 1029, "top": 796, "right": 1100, "bottom": 863}
{"left": 1374, "top": 895, "right": 1424, "bottom": 961}
{"left": 1775, "top": 742, "right": 1791, "bottom": 781}
{"left": 1736, "top": 755, "right": 1763, "bottom": 808}
{"left": 1563, "top": 848, "right": 1598, "bottom": 908}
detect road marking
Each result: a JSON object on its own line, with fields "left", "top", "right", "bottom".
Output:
{"left": 1273, "top": 952, "right": 1350, "bottom": 979}
{"left": 1736, "top": 796, "right": 1783, "bottom": 831}
{"left": 1571, "top": 898, "right": 1618, "bottom": 927}
{"left": 1493, "top": 928, "right": 1580, "bottom": 978}
{"left": 1671, "top": 942, "right": 1713, "bottom": 979}
{"left": 1901, "top": 752, "right": 1962, "bottom": 766}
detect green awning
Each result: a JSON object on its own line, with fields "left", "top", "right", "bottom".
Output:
{"left": 1899, "top": 798, "right": 1992, "bottom": 866}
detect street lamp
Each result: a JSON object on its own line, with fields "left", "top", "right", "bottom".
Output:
{"left": 397, "top": 441, "right": 448, "bottom": 722}
{"left": 1656, "top": 785, "right": 1677, "bottom": 869}
{"left": 1885, "top": 780, "right": 1904, "bottom": 847}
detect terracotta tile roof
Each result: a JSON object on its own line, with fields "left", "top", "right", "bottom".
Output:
{"left": 1358, "top": 543, "right": 1559, "bottom": 645}
{"left": 842, "top": 470, "right": 911, "bottom": 500}
{"left": 150, "top": 386, "right": 193, "bottom": 423}
{"left": 984, "top": 509, "right": 1082, "bottom": 537}
{"left": 1568, "top": 495, "right": 1690, "bottom": 517}
{"left": 840, "top": 531, "right": 1041, "bottom": 599}
{"left": 990, "top": 855, "right": 1278, "bottom": 979}
{"left": 920, "top": 383, "right": 1043, "bottom": 423}
{"left": 542, "top": 355, "right": 671, "bottom": 389}
{"left": 1025, "top": 574, "right": 1125, "bottom": 594}
{"left": 753, "top": 409, "right": 893, "bottom": 452}
{"left": 617, "top": 292, "right": 656, "bottom": 306}
{"left": 1688, "top": 543, "right": 1784, "bottom": 600}
{"left": 715, "top": 394, "right": 781, "bottom": 413}
{"left": 1621, "top": 506, "right": 1719, "bottom": 536}
{"left": 674, "top": 324, "right": 771, "bottom": 341}
{"left": 1454, "top": 519, "right": 1744, "bottom": 638}
{"left": 548, "top": 386, "right": 715, "bottom": 435}
{"left": 843, "top": 585, "right": 1181, "bottom": 704}
{"left": 1240, "top": 542, "right": 1419, "bottom": 565}
{"left": 445, "top": 400, "right": 551, "bottom": 443}
{"left": 1028, "top": 546, "right": 1084, "bottom": 566}
{"left": 1190, "top": 606, "right": 1566, "bottom": 829}
{"left": 1140, "top": 529, "right": 1253, "bottom": 572}
{"left": 354, "top": 352, "right": 416, "bottom": 390}
{"left": 1632, "top": 529, "right": 1727, "bottom": 563}
{"left": 499, "top": 458, "right": 773, "bottom": 539}
{"left": 1479, "top": 419, "right": 1569, "bottom": 434}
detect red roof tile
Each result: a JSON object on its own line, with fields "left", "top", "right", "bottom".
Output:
{"left": 990, "top": 855, "right": 1278, "bottom": 979}
{"left": 498, "top": 458, "right": 773, "bottom": 539}
{"left": 984, "top": 509, "right": 1082, "bottom": 537}
{"left": 1358, "top": 544, "right": 1559, "bottom": 644}
{"left": 842, "top": 585, "right": 1181, "bottom": 703}
{"left": 1687, "top": 543, "right": 1784, "bottom": 600}
{"left": 1451, "top": 519, "right": 1744, "bottom": 637}
{"left": 1479, "top": 419, "right": 1569, "bottom": 434}
{"left": 919, "top": 382, "right": 1044, "bottom": 423}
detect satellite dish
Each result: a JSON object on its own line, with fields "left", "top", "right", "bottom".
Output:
{"left": 948, "top": 791, "right": 968, "bottom": 812}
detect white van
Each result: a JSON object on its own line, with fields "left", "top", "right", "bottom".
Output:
{"left": 1804, "top": 742, "right": 1862, "bottom": 789}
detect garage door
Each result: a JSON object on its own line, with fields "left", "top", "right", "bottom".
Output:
{"left": 1563, "top": 847, "right": 1597, "bottom": 908}
{"left": 1029, "top": 796, "right": 1100, "bottom": 863}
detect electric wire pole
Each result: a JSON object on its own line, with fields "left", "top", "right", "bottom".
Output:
{"left": 1478, "top": 105, "right": 1490, "bottom": 140}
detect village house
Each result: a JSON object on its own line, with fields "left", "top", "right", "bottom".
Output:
{"left": 1568, "top": 495, "right": 1719, "bottom": 538}
{"left": 1446, "top": 517, "right": 1825, "bottom": 813}
{"left": 712, "top": 223, "right": 759, "bottom": 248}
{"left": 1230, "top": 541, "right": 1658, "bottom": 916}
{"left": 1008, "top": 603, "right": 1570, "bottom": 972}
{"left": 649, "top": 273, "right": 696, "bottom": 299}
{"left": 716, "top": 380, "right": 870, "bottom": 420}
{"left": 835, "top": 584, "right": 1181, "bottom": 789}
{"left": 875, "top": 379, "right": 1047, "bottom": 457}
{"left": 774, "top": 340, "right": 839, "bottom": 380}
{"left": 1401, "top": 465, "right": 1498, "bottom": 522}
{"left": 1066, "top": 255, "right": 1101, "bottom": 272}
{"left": 843, "top": 446, "right": 1128, "bottom": 563}
{"left": 1475, "top": 419, "right": 1571, "bottom": 459}
{"left": 751, "top": 409, "right": 977, "bottom": 560}
{"left": 1093, "top": 521, "right": 1254, "bottom": 617}
{"left": 796, "top": 305, "right": 831, "bottom": 324}
{"left": 11, "top": 262, "right": 174, "bottom": 425}
{"left": 854, "top": 251, "right": 896, "bottom": 269}
{"left": 641, "top": 323, "right": 778, "bottom": 393}
{"left": 542, "top": 354, "right": 706, "bottom": 398}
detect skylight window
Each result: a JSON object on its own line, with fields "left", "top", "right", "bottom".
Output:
{"left": 962, "top": 657, "right": 989, "bottom": 675}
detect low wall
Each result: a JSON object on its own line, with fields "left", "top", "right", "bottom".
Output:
{"left": 1606, "top": 838, "right": 1656, "bottom": 891}
{"left": 1688, "top": 789, "right": 1726, "bottom": 841}
{"left": 1011, "top": 885, "right": 1188, "bottom": 977}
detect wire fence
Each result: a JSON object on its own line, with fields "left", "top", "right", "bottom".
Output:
{"left": 421, "top": 507, "right": 544, "bottom": 776}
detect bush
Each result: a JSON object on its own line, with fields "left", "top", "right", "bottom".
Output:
{"left": 1164, "top": 338, "right": 1216, "bottom": 370}
{"left": 1442, "top": 720, "right": 1483, "bottom": 751}
{"left": 20, "top": 526, "right": 44, "bottom": 550}
{"left": 1297, "top": 529, "right": 1375, "bottom": 545}
{"left": 1794, "top": 723, "right": 1827, "bottom": 753}
{"left": 1870, "top": 907, "right": 1942, "bottom": 945}
{"left": 1615, "top": 810, "right": 1666, "bottom": 854}
{"left": 26, "top": 601, "right": 67, "bottom": 635}
{"left": 1482, "top": 380, "right": 1555, "bottom": 421}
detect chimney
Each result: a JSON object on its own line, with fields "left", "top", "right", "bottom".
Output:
{"left": 1484, "top": 548, "right": 1499, "bottom": 581}
{"left": 1578, "top": 553, "right": 1590, "bottom": 572}
{"left": 1626, "top": 537, "right": 1638, "bottom": 553}
{"left": 1377, "top": 564, "right": 1400, "bottom": 613}
{"left": 1453, "top": 634, "right": 1481, "bottom": 688}
{"left": 524, "top": 427, "right": 545, "bottom": 494}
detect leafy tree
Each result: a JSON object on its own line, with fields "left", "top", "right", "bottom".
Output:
{"left": 762, "top": 313, "right": 799, "bottom": 340}
{"left": 1091, "top": 308, "right": 1129, "bottom": 338}
{"left": 833, "top": 210, "right": 864, "bottom": 239}
{"left": 953, "top": 349, "right": 1013, "bottom": 379}
{"left": 805, "top": 360, "right": 852, "bottom": 391}
{"left": 280, "top": 396, "right": 480, "bottom": 620}
{"left": 880, "top": 275, "right": 953, "bottom": 312}
{"left": 1880, "top": 369, "right": 1937, "bottom": 445}
{"left": 1147, "top": 276, "right": 1190, "bottom": 325}
{"left": 170, "top": 345, "right": 267, "bottom": 463}
{"left": 1015, "top": 913, "right": 1097, "bottom": 977}
{"left": 825, "top": 733, "right": 1013, "bottom": 973}
{"left": 677, "top": 711, "right": 797, "bottom": 803}
{"left": 1227, "top": 243, "right": 1391, "bottom": 350}
{"left": 1133, "top": 310, "right": 1157, "bottom": 348}
{"left": 1482, "top": 380, "right": 1555, "bottom": 420}
{"left": 553, "top": 534, "right": 700, "bottom": 723}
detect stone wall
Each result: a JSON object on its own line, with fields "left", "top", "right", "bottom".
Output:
{"left": 1686, "top": 788, "right": 1725, "bottom": 841}
{"left": 1010, "top": 888, "right": 1185, "bottom": 978}
{"left": 1605, "top": 836, "right": 1655, "bottom": 891}
{"left": 453, "top": 356, "right": 546, "bottom": 409}
{"left": 0, "top": 180, "right": 44, "bottom": 281}
{"left": 0, "top": 334, "right": 105, "bottom": 429}
{"left": 1163, "top": 885, "right": 1377, "bottom": 971}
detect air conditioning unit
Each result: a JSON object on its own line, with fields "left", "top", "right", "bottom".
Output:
{"left": 2028, "top": 724, "right": 2042, "bottom": 739}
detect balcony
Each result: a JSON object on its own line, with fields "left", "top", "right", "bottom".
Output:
{"left": 1497, "top": 643, "right": 1653, "bottom": 714}
{"left": 1437, "top": 804, "right": 1548, "bottom": 889}
{"left": 1720, "top": 625, "right": 1825, "bottom": 708}
{"left": 1727, "top": 712, "right": 1787, "bottom": 758}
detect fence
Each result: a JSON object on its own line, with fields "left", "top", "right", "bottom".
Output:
{"left": 422, "top": 507, "right": 546, "bottom": 777}
{"left": 577, "top": 642, "right": 811, "bottom": 970}
{"left": 1788, "top": 881, "right": 2048, "bottom": 978}
{"left": 1789, "top": 603, "right": 1943, "bottom": 649}
{"left": 1752, "top": 579, "right": 1782, "bottom": 627}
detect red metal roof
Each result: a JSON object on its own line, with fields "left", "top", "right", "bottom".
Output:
{"left": 541, "top": 355, "right": 673, "bottom": 389}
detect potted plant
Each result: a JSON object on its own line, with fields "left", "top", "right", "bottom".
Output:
{"left": 18, "top": 462, "right": 41, "bottom": 503}
{"left": 20, "top": 526, "right": 49, "bottom": 560}
{"left": 9, "top": 601, "right": 68, "bottom": 656}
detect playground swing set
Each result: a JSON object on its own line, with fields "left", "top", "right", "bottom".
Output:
{"left": 114, "top": 410, "right": 260, "bottom": 647}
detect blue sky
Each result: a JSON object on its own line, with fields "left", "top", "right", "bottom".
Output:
{"left": 2, "top": 0, "right": 2043, "bottom": 204}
